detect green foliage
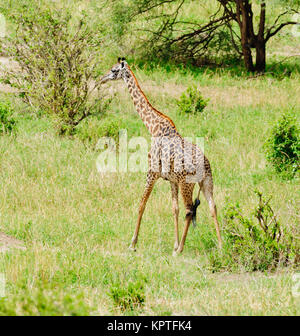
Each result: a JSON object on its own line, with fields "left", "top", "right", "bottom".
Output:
{"left": 110, "top": 1, "right": 133, "bottom": 42}
{"left": 208, "top": 191, "right": 299, "bottom": 272}
{"left": 264, "top": 113, "right": 300, "bottom": 179}
{"left": 1, "top": 0, "right": 110, "bottom": 135}
{"left": 176, "top": 86, "right": 209, "bottom": 115}
{"left": 0, "top": 0, "right": 299, "bottom": 316}
{"left": 277, "top": 0, "right": 300, "bottom": 6}
{"left": 0, "top": 278, "right": 92, "bottom": 316}
{"left": 0, "top": 58, "right": 299, "bottom": 314}
{"left": 75, "top": 117, "right": 122, "bottom": 146}
{"left": 117, "top": 0, "right": 242, "bottom": 66}
{"left": 109, "top": 279, "right": 145, "bottom": 312}
{"left": 0, "top": 100, "right": 16, "bottom": 134}
{"left": 117, "top": 0, "right": 300, "bottom": 71}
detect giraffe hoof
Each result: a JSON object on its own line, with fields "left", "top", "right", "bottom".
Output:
{"left": 172, "top": 250, "right": 179, "bottom": 257}
{"left": 129, "top": 245, "right": 136, "bottom": 252}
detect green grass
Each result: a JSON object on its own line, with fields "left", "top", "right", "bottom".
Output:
{"left": 0, "top": 0, "right": 299, "bottom": 316}
{"left": 0, "top": 61, "right": 299, "bottom": 315}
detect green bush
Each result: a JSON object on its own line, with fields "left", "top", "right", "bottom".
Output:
{"left": 75, "top": 117, "right": 121, "bottom": 146}
{"left": 0, "top": 100, "right": 16, "bottom": 134}
{"left": 1, "top": 0, "right": 110, "bottom": 135}
{"left": 109, "top": 280, "right": 145, "bottom": 312}
{"left": 264, "top": 113, "right": 300, "bottom": 179}
{"left": 208, "top": 190, "right": 299, "bottom": 272}
{"left": 176, "top": 86, "right": 209, "bottom": 115}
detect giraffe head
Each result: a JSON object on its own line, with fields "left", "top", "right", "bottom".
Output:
{"left": 100, "top": 57, "right": 128, "bottom": 84}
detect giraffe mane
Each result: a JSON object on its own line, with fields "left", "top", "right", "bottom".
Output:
{"left": 127, "top": 65, "right": 177, "bottom": 129}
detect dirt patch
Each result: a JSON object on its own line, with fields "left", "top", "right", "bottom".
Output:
{"left": 0, "top": 56, "right": 19, "bottom": 72}
{"left": 143, "top": 80, "right": 186, "bottom": 97}
{"left": 140, "top": 81, "right": 300, "bottom": 109}
{"left": 269, "top": 46, "right": 300, "bottom": 58}
{"left": 208, "top": 270, "right": 284, "bottom": 283}
{"left": 0, "top": 232, "right": 26, "bottom": 252}
{"left": 0, "top": 56, "right": 20, "bottom": 93}
{"left": 0, "top": 83, "right": 18, "bottom": 93}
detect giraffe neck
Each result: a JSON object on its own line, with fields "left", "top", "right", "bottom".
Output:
{"left": 123, "top": 66, "right": 176, "bottom": 136}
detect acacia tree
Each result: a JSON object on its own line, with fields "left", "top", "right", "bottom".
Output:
{"left": 219, "top": 1, "right": 299, "bottom": 72}
{"left": 124, "top": 0, "right": 300, "bottom": 72}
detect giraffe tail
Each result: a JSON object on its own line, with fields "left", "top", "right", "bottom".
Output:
{"left": 192, "top": 198, "right": 200, "bottom": 227}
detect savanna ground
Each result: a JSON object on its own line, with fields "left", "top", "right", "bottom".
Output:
{"left": 0, "top": 0, "right": 299, "bottom": 315}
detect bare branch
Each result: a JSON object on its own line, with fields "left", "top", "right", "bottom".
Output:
{"left": 265, "top": 9, "right": 299, "bottom": 41}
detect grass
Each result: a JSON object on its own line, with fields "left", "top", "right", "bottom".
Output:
{"left": 0, "top": 0, "right": 299, "bottom": 316}
{"left": 0, "top": 60, "right": 299, "bottom": 315}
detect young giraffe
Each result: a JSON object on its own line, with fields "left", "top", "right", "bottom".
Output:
{"left": 100, "top": 58, "right": 222, "bottom": 255}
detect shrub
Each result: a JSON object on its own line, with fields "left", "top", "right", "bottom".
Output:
{"left": 176, "top": 86, "right": 209, "bottom": 115}
{"left": 176, "top": 85, "right": 209, "bottom": 115}
{"left": 1, "top": 1, "right": 110, "bottom": 135}
{"left": 109, "top": 280, "right": 145, "bottom": 312}
{"left": 208, "top": 190, "right": 299, "bottom": 272}
{"left": 75, "top": 117, "right": 121, "bottom": 146}
{"left": 264, "top": 113, "right": 300, "bottom": 179}
{"left": 0, "top": 100, "right": 16, "bottom": 134}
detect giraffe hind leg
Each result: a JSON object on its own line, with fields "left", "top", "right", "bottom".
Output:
{"left": 202, "top": 177, "right": 222, "bottom": 249}
{"left": 170, "top": 182, "right": 179, "bottom": 251}
{"left": 173, "top": 182, "right": 195, "bottom": 255}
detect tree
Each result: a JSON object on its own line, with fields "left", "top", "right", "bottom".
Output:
{"left": 124, "top": 0, "right": 300, "bottom": 72}
{"left": 0, "top": 1, "right": 110, "bottom": 135}
{"left": 219, "top": 1, "right": 299, "bottom": 72}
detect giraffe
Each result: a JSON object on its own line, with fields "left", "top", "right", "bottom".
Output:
{"left": 100, "top": 58, "right": 222, "bottom": 255}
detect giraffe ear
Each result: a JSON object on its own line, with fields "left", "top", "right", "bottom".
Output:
{"left": 121, "top": 61, "right": 125, "bottom": 68}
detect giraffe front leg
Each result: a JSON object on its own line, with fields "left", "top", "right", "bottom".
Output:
{"left": 170, "top": 182, "right": 179, "bottom": 252}
{"left": 129, "top": 172, "right": 158, "bottom": 251}
{"left": 173, "top": 209, "right": 193, "bottom": 255}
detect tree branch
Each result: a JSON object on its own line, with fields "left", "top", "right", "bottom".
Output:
{"left": 258, "top": 1, "right": 266, "bottom": 39}
{"left": 265, "top": 9, "right": 299, "bottom": 41}
{"left": 266, "top": 21, "right": 299, "bottom": 41}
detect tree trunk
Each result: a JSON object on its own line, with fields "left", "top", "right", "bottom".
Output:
{"left": 255, "top": 1, "right": 266, "bottom": 73}
{"left": 241, "top": 41, "right": 254, "bottom": 72}
{"left": 236, "top": 0, "right": 255, "bottom": 72}
{"left": 255, "top": 39, "right": 266, "bottom": 73}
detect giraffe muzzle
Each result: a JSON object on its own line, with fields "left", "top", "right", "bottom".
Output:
{"left": 100, "top": 74, "right": 110, "bottom": 84}
{"left": 100, "top": 72, "right": 116, "bottom": 84}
